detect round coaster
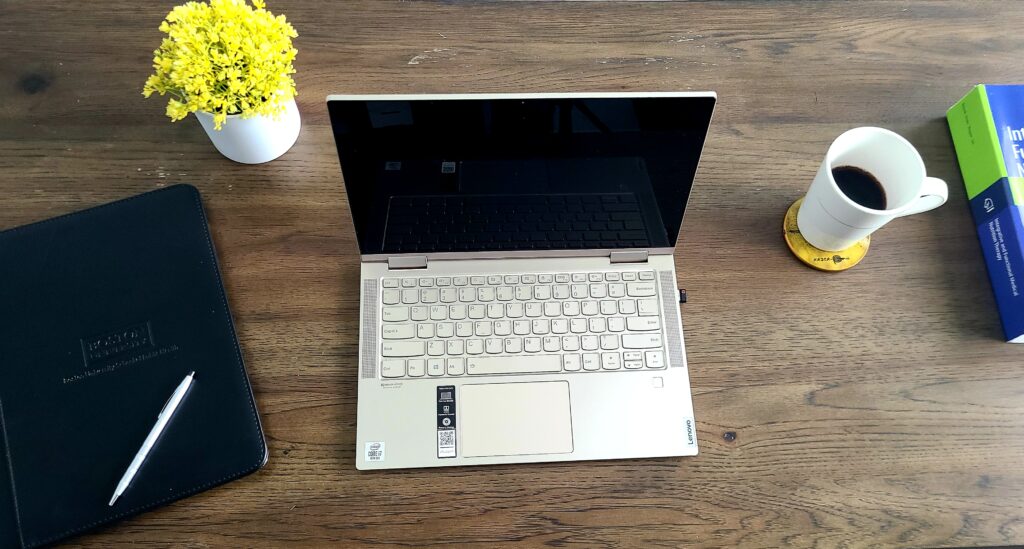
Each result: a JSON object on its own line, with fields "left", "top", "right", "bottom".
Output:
{"left": 783, "top": 198, "right": 869, "bottom": 272}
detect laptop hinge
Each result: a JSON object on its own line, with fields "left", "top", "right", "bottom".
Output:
{"left": 387, "top": 255, "right": 428, "bottom": 270}
{"left": 609, "top": 250, "right": 649, "bottom": 264}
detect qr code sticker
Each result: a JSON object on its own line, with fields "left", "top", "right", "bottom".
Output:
{"left": 365, "top": 441, "right": 385, "bottom": 462}
{"left": 438, "top": 430, "right": 455, "bottom": 448}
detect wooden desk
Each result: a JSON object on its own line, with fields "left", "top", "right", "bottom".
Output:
{"left": 2, "top": 1, "right": 1023, "bottom": 547}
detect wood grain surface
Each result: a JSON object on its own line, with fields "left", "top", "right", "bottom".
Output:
{"left": 2, "top": 1, "right": 1024, "bottom": 547}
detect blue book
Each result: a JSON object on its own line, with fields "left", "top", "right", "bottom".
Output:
{"left": 948, "top": 85, "right": 1024, "bottom": 342}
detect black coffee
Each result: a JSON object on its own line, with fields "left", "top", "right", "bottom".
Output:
{"left": 832, "top": 165, "right": 886, "bottom": 210}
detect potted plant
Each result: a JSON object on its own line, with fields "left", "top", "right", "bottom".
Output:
{"left": 143, "top": 0, "right": 300, "bottom": 164}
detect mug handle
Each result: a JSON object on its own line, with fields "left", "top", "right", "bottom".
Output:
{"left": 898, "top": 177, "right": 948, "bottom": 217}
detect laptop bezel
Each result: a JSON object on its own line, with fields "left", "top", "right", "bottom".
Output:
{"left": 326, "top": 91, "right": 718, "bottom": 263}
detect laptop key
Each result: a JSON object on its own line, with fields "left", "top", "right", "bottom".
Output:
{"left": 563, "top": 354, "right": 581, "bottom": 371}
{"left": 626, "top": 282, "right": 657, "bottom": 297}
{"left": 381, "top": 360, "right": 406, "bottom": 378}
{"left": 622, "top": 334, "right": 663, "bottom": 349}
{"left": 468, "top": 305, "right": 486, "bottom": 319}
{"left": 600, "top": 334, "right": 618, "bottom": 350}
{"left": 421, "top": 288, "right": 439, "bottom": 303}
{"left": 466, "top": 339, "right": 484, "bottom": 354}
{"left": 466, "top": 355, "right": 561, "bottom": 375}
{"left": 382, "top": 289, "right": 401, "bottom": 305}
{"left": 543, "top": 336, "right": 561, "bottom": 352}
{"left": 494, "top": 320, "right": 512, "bottom": 336}
{"left": 382, "top": 341, "right": 424, "bottom": 357}
{"left": 382, "top": 307, "right": 409, "bottom": 322}
{"left": 446, "top": 340, "right": 465, "bottom": 355}
{"left": 562, "top": 336, "right": 580, "bottom": 351}
{"left": 504, "top": 337, "right": 523, "bottom": 353}
{"left": 525, "top": 337, "right": 542, "bottom": 352}
{"left": 485, "top": 338, "right": 504, "bottom": 354}
{"left": 601, "top": 353, "right": 621, "bottom": 370}
{"left": 637, "top": 299, "right": 659, "bottom": 316}
{"left": 447, "top": 358, "right": 465, "bottom": 376}
{"left": 440, "top": 288, "right": 459, "bottom": 303}
{"left": 407, "top": 359, "right": 426, "bottom": 377}
{"left": 427, "top": 359, "right": 445, "bottom": 376}
{"left": 626, "top": 317, "right": 661, "bottom": 331}
{"left": 645, "top": 351, "right": 666, "bottom": 369}
{"left": 381, "top": 324, "right": 415, "bottom": 340}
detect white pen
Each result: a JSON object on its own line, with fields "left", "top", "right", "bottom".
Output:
{"left": 109, "top": 371, "right": 195, "bottom": 507}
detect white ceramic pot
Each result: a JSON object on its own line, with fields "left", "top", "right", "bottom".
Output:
{"left": 195, "top": 98, "right": 300, "bottom": 164}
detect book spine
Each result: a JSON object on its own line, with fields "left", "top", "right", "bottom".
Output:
{"left": 948, "top": 85, "right": 1024, "bottom": 342}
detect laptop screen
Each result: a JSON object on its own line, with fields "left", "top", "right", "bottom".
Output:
{"left": 328, "top": 94, "right": 716, "bottom": 256}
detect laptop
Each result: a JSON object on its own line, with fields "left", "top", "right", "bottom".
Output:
{"left": 327, "top": 92, "right": 717, "bottom": 469}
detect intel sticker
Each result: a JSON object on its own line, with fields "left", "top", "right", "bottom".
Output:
{"left": 365, "top": 441, "right": 385, "bottom": 462}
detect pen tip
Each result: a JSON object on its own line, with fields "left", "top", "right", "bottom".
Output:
{"left": 109, "top": 494, "right": 118, "bottom": 507}
{"left": 188, "top": 371, "right": 195, "bottom": 377}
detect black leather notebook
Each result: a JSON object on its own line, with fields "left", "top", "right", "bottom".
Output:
{"left": 0, "top": 185, "right": 267, "bottom": 548}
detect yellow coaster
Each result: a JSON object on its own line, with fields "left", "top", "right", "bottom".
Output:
{"left": 783, "top": 198, "right": 869, "bottom": 272}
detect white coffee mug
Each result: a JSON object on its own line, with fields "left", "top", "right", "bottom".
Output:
{"left": 797, "top": 127, "right": 948, "bottom": 251}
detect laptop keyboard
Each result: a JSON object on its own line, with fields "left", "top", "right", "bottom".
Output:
{"left": 377, "top": 270, "right": 669, "bottom": 378}
{"left": 382, "top": 194, "right": 651, "bottom": 253}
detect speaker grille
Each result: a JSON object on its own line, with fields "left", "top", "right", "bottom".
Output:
{"left": 658, "top": 271, "right": 685, "bottom": 368}
{"left": 360, "top": 279, "right": 379, "bottom": 379}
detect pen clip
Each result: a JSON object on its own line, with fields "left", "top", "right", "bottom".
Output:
{"left": 157, "top": 373, "right": 193, "bottom": 418}
{"left": 157, "top": 389, "right": 177, "bottom": 419}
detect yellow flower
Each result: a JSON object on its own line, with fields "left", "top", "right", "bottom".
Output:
{"left": 142, "top": 0, "right": 298, "bottom": 130}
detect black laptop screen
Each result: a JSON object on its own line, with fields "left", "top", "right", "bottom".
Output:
{"left": 328, "top": 95, "right": 716, "bottom": 255}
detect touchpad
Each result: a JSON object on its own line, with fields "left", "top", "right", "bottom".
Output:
{"left": 460, "top": 381, "right": 574, "bottom": 458}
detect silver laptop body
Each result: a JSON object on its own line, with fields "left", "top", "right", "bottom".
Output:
{"left": 327, "top": 92, "right": 717, "bottom": 469}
